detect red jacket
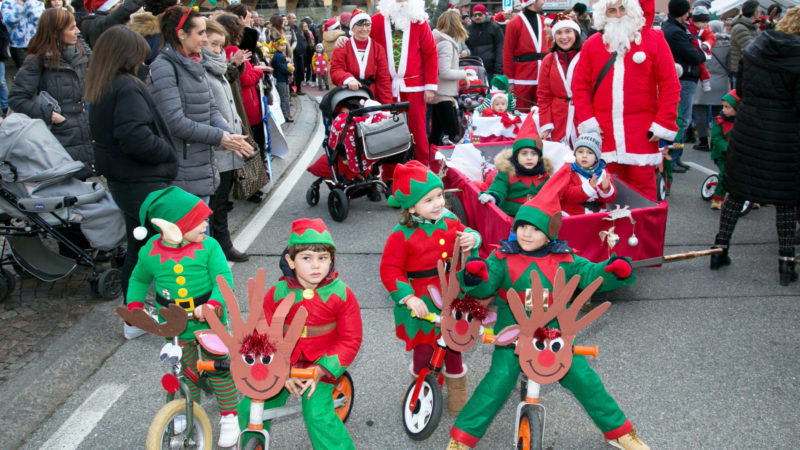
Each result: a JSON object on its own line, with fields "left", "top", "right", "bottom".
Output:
{"left": 560, "top": 168, "right": 617, "bottom": 216}
{"left": 226, "top": 46, "right": 263, "bottom": 126}
{"left": 330, "top": 37, "right": 393, "bottom": 105}
{"left": 502, "top": 13, "right": 548, "bottom": 86}
{"left": 370, "top": 13, "right": 438, "bottom": 98}
{"left": 537, "top": 50, "right": 580, "bottom": 145}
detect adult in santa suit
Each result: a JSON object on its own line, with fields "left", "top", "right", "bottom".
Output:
{"left": 329, "top": 11, "right": 393, "bottom": 105}
{"left": 571, "top": 0, "right": 680, "bottom": 201}
{"left": 503, "top": 0, "right": 549, "bottom": 113}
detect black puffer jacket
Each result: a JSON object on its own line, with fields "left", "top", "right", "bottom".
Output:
{"left": 662, "top": 17, "right": 706, "bottom": 82}
{"left": 724, "top": 30, "right": 800, "bottom": 204}
{"left": 465, "top": 20, "right": 504, "bottom": 75}
{"left": 8, "top": 45, "right": 93, "bottom": 178}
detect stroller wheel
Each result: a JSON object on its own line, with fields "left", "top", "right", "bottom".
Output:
{"left": 98, "top": 268, "right": 122, "bottom": 301}
{"left": 0, "top": 269, "right": 15, "bottom": 302}
{"left": 306, "top": 186, "right": 320, "bottom": 206}
{"left": 328, "top": 188, "right": 350, "bottom": 222}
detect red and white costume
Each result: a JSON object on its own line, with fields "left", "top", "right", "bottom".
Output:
{"left": 371, "top": 8, "right": 438, "bottom": 165}
{"left": 503, "top": 11, "right": 548, "bottom": 113}
{"left": 560, "top": 169, "right": 617, "bottom": 216}
{"left": 537, "top": 50, "right": 581, "bottom": 147}
{"left": 312, "top": 51, "right": 329, "bottom": 77}
{"left": 330, "top": 37, "right": 393, "bottom": 105}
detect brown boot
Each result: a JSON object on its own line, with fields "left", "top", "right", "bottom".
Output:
{"left": 444, "top": 365, "right": 468, "bottom": 416}
{"left": 446, "top": 438, "right": 470, "bottom": 450}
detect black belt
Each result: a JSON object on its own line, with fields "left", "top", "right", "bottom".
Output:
{"left": 156, "top": 291, "right": 211, "bottom": 312}
{"left": 357, "top": 77, "right": 375, "bottom": 87}
{"left": 407, "top": 261, "right": 452, "bottom": 279}
{"left": 582, "top": 201, "right": 603, "bottom": 212}
{"left": 514, "top": 53, "right": 547, "bottom": 63}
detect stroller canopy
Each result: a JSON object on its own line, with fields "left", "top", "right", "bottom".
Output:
{"left": 320, "top": 87, "right": 374, "bottom": 119}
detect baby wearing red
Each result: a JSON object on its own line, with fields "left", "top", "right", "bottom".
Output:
{"left": 560, "top": 131, "right": 617, "bottom": 216}
{"left": 478, "top": 90, "right": 522, "bottom": 143}
{"left": 687, "top": 6, "right": 716, "bottom": 91}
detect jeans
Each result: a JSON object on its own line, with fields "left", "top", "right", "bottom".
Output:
{"left": 0, "top": 62, "right": 7, "bottom": 112}
{"left": 676, "top": 79, "right": 698, "bottom": 163}
{"left": 276, "top": 81, "right": 290, "bottom": 118}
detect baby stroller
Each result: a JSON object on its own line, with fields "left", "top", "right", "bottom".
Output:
{"left": 0, "top": 114, "right": 126, "bottom": 301}
{"left": 306, "top": 87, "right": 414, "bottom": 222}
{"left": 457, "top": 56, "right": 490, "bottom": 141}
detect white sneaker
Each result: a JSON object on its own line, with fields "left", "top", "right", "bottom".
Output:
{"left": 217, "top": 414, "right": 239, "bottom": 448}
{"left": 123, "top": 323, "right": 146, "bottom": 340}
{"left": 702, "top": 79, "right": 712, "bottom": 91}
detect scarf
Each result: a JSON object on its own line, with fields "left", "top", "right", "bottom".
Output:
{"left": 499, "top": 238, "right": 571, "bottom": 256}
{"left": 201, "top": 47, "right": 228, "bottom": 76}
{"left": 178, "top": 46, "right": 202, "bottom": 63}
{"left": 571, "top": 159, "right": 606, "bottom": 178}
{"left": 715, "top": 114, "right": 736, "bottom": 136}
{"left": 511, "top": 156, "right": 545, "bottom": 177}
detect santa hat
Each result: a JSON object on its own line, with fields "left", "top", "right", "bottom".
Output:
{"left": 551, "top": 18, "right": 581, "bottom": 36}
{"left": 520, "top": 0, "right": 538, "bottom": 8}
{"left": 494, "top": 11, "right": 507, "bottom": 24}
{"left": 721, "top": 89, "right": 740, "bottom": 108}
{"left": 323, "top": 18, "right": 340, "bottom": 32}
{"left": 339, "top": 11, "right": 352, "bottom": 26}
{"left": 489, "top": 89, "right": 508, "bottom": 107}
{"left": 387, "top": 161, "right": 444, "bottom": 209}
{"left": 84, "top": 0, "right": 121, "bottom": 13}
{"left": 574, "top": 131, "right": 603, "bottom": 162}
{"left": 350, "top": 8, "right": 371, "bottom": 27}
{"left": 545, "top": 14, "right": 557, "bottom": 26}
{"left": 512, "top": 124, "right": 542, "bottom": 158}
{"left": 513, "top": 168, "right": 571, "bottom": 240}
{"left": 288, "top": 218, "right": 336, "bottom": 249}
{"left": 134, "top": 187, "right": 212, "bottom": 241}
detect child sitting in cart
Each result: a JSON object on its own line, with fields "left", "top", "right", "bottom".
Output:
{"left": 476, "top": 91, "right": 523, "bottom": 143}
{"left": 380, "top": 161, "right": 482, "bottom": 416}
{"left": 559, "top": 131, "right": 617, "bottom": 216}
{"left": 709, "top": 90, "right": 739, "bottom": 210}
{"left": 446, "top": 173, "right": 649, "bottom": 450}
{"left": 478, "top": 128, "right": 552, "bottom": 217}
{"left": 125, "top": 187, "right": 240, "bottom": 448}
{"left": 237, "top": 218, "right": 363, "bottom": 449}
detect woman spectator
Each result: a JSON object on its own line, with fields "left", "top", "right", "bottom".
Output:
{"left": 537, "top": 17, "right": 583, "bottom": 148}
{"left": 267, "top": 13, "right": 290, "bottom": 57}
{"left": 329, "top": 10, "right": 391, "bottom": 104}
{"left": 84, "top": 25, "right": 176, "bottom": 315}
{"left": 301, "top": 19, "right": 315, "bottom": 86}
{"left": 201, "top": 19, "right": 249, "bottom": 262}
{"left": 148, "top": 6, "right": 252, "bottom": 203}
{"left": 1, "top": 0, "right": 45, "bottom": 68}
{"left": 710, "top": 7, "right": 800, "bottom": 286}
{"left": 45, "top": 0, "right": 74, "bottom": 13}
{"left": 692, "top": 20, "right": 731, "bottom": 151}
{"left": 429, "top": 10, "right": 469, "bottom": 147}
{"left": 9, "top": 8, "right": 93, "bottom": 179}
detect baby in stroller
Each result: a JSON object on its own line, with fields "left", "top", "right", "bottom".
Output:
{"left": 0, "top": 114, "right": 126, "bottom": 301}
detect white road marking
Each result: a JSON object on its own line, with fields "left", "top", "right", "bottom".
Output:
{"left": 41, "top": 383, "right": 127, "bottom": 450}
{"left": 685, "top": 161, "right": 716, "bottom": 176}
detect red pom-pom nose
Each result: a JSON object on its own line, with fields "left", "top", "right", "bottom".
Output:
{"left": 251, "top": 362, "right": 270, "bottom": 380}
{"left": 455, "top": 319, "right": 469, "bottom": 334}
{"left": 537, "top": 349, "right": 555, "bottom": 367}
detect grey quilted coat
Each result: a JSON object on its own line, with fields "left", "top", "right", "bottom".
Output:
{"left": 148, "top": 45, "right": 233, "bottom": 197}
{"left": 8, "top": 45, "right": 93, "bottom": 179}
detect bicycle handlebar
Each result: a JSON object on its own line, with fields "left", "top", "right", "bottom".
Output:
{"left": 573, "top": 345, "right": 599, "bottom": 358}
{"left": 196, "top": 361, "right": 319, "bottom": 379}
{"left": 290, "top": 366, "right": 319, "bottom": 379}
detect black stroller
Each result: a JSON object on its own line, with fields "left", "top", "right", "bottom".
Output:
{"left": 457, "top": 56, "right": 491, "bottom": 141}
{"left": 0, "top": 114, "right": 125, "bottom": 301}
{"left": 306, "top": 87, "right": 414, "bottom": 222}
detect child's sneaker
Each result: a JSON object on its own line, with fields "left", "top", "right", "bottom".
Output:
{"left": 710, "top": 198, "right": 723, "bottom": 210}
{"left": 446, "top": 438, "right": 470, "bottom": 450}
{"left": 217, "top": 414, "right": 239, "bottom": 448}
{"left": 608, "top": 429, "right": 650, "bottom": 450}
{"left": 702, "top": 79, "right": 712, "bottom": 91}
{"left": 123, "top": 323, "right": 146, "bottom": 340}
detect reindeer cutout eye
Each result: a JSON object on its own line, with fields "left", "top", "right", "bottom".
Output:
{"left": 464, "top": 312, "right": 472, "bottom": 322}
{"left": 242, "top": 354, "right": 256, "bottom": 366}
{"left": 452, "top": 310, "right": 463, "bottom": 320}
{"left": 533, "top": 338, "right": 546, "bottom": 351}
{"left": 549, "top": 338, "right": 564, "bottom": 352}
{"left": 260, "top": 354, "right": 274, "bottom": 365}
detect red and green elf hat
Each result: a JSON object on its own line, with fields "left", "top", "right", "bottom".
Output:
{"left": 721, "top": 89, "right": 740, "bottom": 109}
{"left": 288, "top": 218, "right": 336, "bottom": 249}
{"left": 513, "top": 167, "right": 570, "bottom": 240}
{"left": 387, "top": 161, "right": 443, "bottom": 209}
{"left": 134, "top": 186, "right": 212, "bottom": 240}
{"left": 512, "top": 123, "right": 543, "bottom": 158}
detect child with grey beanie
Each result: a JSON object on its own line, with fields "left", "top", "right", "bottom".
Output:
{"left": 560, "top": 131, "right": 617, "bottom": 215}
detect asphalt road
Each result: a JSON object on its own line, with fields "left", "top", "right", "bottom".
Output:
{"left": 19, "top": 142, "right": 800, "bottom": 450}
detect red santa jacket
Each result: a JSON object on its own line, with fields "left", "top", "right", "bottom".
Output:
{"left": 560, "top": 167, "right": 617, "bottom": 216}
{"left": 502, "top": 12, "right": 548, "bottom": 86}
{"left": 687, "top": 20, "right": 716, "bottom": 56}
{"left": 537, "top": 50, "right": 581, "bottom": 145}
{"left": 226, "top": 45, "right": 263, "bottom": 126}
{"left": 571, "top": 29, "right": 680, "bottom": 166}
{"left": 370, "top": 13, "right": 438, "bottom": 99}
{"left": 330, "top": 37, "right": 393, "bottom": 105}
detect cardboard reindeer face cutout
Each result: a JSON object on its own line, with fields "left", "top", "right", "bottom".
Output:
{"left": 493, "top": 268, "right": 610, "bottom": 384}
{"left": 202, "top": 269, "right": 308, "bottom": 400}
{"left": 429, "top": 240, "right": 496, "bottom": 352}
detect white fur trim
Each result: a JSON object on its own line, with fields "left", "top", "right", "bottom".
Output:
{"left": 520, "top": 0, "right": 537, "bottom": 7}
{"left": 97, "top": 0, "right": 121, "bottom": 12}
{"left": 578, "top": 117, "right": 600, "bottom": 135}
{"left": 581, "top": 175, "right": 598, "bottom": 200}
{"left": 610, "top": 53, "right": 627, "bottom": 157}
{"left": 424, "top": 84, "right": 438, "bottom": 91}
{"left": 649, "top": 122, "right": 677, "bottom": 141}
{"left": 552, "top": 20, "right": 581, "bottom": 36}
{"left": 539, "top": 123, "right": 555, "bottom": 132}
{"left": 597, "top": 172, "right": 616, "bottom": 198}
{"left": 351, "top": 13, "right": 371, "bottom": 26}
{"left": 403, "top": 86, "right": 427, "bottom": 92}
{"left": 613, "top": 151, "right": 663, "bottom": 166}
{"left": 632, "top": 51, "right": 646, "bottom": 64}
{"left": 342, "top": 76, "right": 357, "bottom": 86}
{"left": 512, "top": 79, "right": 539, "bottom": 86}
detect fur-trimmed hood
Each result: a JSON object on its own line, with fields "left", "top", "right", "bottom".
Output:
{"left": 129, "top": 12, "right": 161, "bottom": 37}
{"left": 494, "top": 149, "right": 553, "bottom": 178}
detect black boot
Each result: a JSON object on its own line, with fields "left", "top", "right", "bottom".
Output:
{"left": 779, "top": 255, "right": 798, "bottom": 286}
{"left": 710, "top": 242, "right": 731, "bottom": 270}
{"left": 685, "top": 125, "right": 696, "bottom": 143}
{"left": 695, "top": 136, "right": 709, "bottom": 151}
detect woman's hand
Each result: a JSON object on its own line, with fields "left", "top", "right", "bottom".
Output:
{"left": 220, "top": 132, "right": 255, "bottom": 158}
{"left": 405, "top": 296, "right": 429, "bottom": 319}
{"left": 51, "top": 111, "right": 66, "bottom": 124}
{"left": 424, "top": 90, "right": 435, "bottom": 104}
{"left": 334, "top": 36, "right": 348, "bottom": 48}
{"left": 230, "top": 49, "right": 251, "bottom": 65}
{"left": 456, "top": 230, "right": 476, "bottom": 252}
{"left": 347, "top": 79, "right": 361, "bottom": 90}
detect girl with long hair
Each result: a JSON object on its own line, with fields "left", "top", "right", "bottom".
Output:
{"left": 430, "top": 9, "right": 470, "bottom": 148}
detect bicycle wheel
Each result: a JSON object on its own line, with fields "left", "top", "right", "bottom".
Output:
{"left": 333, "top": 371, "right": 354, "bottom": 423}
{"left": 700, "top": 174, "right": 718, "bottom": 201}
{"left": 242, "top": 434, "right": 266, "bottom": 450}
{"left": 145, "top": 399, "right": 212, "bottom": 450}
{"left": 517, "top": 406, "right": 543, "bottom": 450}
{"left": 402, "top": 373, "right": 443, "bottom": 441}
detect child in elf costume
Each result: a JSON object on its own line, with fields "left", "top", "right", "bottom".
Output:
{"left": 475, "top": 74, "right": 517, "bottom": 115}
{"left": 709, "top": 90, "right": 739, "bottom": 210}
{"left": 478, "top": 129, "right": 552, "bottom": 217}
{"left": 236, "top": 218, "right": 362, "bottom": 449}
{"left": 379, "top": 161, "right": 482, "bottom": 416}
{"left": 125, "top": 187, "right": 240, "bottom": 448}
{"left": 560, "top": 131, "right": 617, "bottom": 216}
{"left": 446, "top": 170, "right": 649, "bottom": 450}
{"left": 311, "top": 43, "right": 329, "bottom": 90}
{"left": 478, "top": 90, "right": 523, "bottom": 142}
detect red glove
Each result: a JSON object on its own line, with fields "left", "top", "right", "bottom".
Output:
{"left": 604, "top": 259, "right": 632, "bottom": 279}
{"left": 466, "top": 259, "right": 489, "bottom": 282}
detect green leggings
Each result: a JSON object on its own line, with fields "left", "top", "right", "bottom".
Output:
{"left": 237, "top": 381, "right": 354, "bottom": 450}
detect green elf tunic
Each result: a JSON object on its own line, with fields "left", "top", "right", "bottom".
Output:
{"left": 710, "top": 115, "right": 734, "bottom": 200}
{"left": 450, "top": 239, "right": 637, "bottom": 447}
{"left": 483, "top": 167, "right": 551, "bottom": 217}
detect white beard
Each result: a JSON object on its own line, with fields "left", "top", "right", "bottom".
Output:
{"left": 379, "top": 0, "right": 427, "bottom": 29}
{"left": 602, "top": 16, "right": 642, "bottom": 54}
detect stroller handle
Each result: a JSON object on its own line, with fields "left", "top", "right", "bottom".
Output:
{"left": 349, "top": 102, "right": 411, "bottom": 117}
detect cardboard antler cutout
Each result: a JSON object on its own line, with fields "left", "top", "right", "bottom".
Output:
{"left": 494, "top": 267, "right": 610, "bottom": 384}
{"left": 116, "top": 304, "right": 188, "bottom": 338}
{"left": 204, "top": 269, "right": 308, "bottom": 400}
{"left": 429, "top": 239, "right": 496, "bottom": 352}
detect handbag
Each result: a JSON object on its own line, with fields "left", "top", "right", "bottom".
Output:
{"left": 232, "top": 137, "right": 269, "bottom": 200}
{"left": 356, "top": 112, "right": 412, "bottom": 160}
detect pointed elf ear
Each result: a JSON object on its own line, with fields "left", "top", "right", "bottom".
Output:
{"left": 151, "top": 218, "right": 182, "bottom": 244}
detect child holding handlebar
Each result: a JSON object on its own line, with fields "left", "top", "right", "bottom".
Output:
{"left": 446, "top": 170, "right": 649, "bottom": 450}
{"left": 379, "top": 161, "right": 482, "bottom": 416}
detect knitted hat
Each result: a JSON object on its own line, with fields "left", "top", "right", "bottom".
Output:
{"left": 134, "top": 187, "right": 212, "bottom": 240}
{"left": 668, "top": 0, "right": 691, "bottom": 18}
{"left": 692, "top": 5, "right": 710, "bottom": 22}
{"left": 513, "top": 168, "right": 570, "bottom": 239}
{"left": 472, "top": 4, "right": 488, "bottom": 15}
{"left": 350, "top": 8, "right": 371, "bottom": 26}
{"left": 84, "top": 0, "right": 121, "bottom": 13}
{"left": 339, "top": 12, "right": 352, "bottom": 26}
{"left": 693, "top": 0, "right": 712, "bottom": 9}
{"left": 551, "top": 18, "right": 581, "bottom": 36}
{"left": 721, "top": 89, "right": 740, "bottom": 108}
{"left": 512, "top": 125, "right": 542, "bottom": 158}
{"left": 288, "top": 218, "right": 336, "bottom": 249}
{"left": 387, "top": 161, "right": 444, "bottom": 209}
{"left": 574, "top": 131, "right": 603, "bottom": 161}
